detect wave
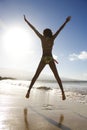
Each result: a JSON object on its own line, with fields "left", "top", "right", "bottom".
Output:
{"left": 0, "top": 79, "right": 87, "bottom": 104}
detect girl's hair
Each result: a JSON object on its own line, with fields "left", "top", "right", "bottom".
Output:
{"left": 43, "top": 28, "right": 53, "bottom": 38}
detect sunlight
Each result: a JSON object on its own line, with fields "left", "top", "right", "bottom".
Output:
{"left": 2, "top": 25, "right": 34, "bottom": 58}
{"left": 1, "top": 24, "right": 40, "bottom": 70}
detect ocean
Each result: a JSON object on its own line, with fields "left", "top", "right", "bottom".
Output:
{"left": 0, "top": 79, "right": 87, "bottom": 104}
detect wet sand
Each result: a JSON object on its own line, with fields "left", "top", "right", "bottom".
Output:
{"left": 0, "top": 84, "right": 87, "bottom": 130}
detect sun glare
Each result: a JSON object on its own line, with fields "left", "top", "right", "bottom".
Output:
{"left": 1, "top": 24, "right": 39, "bottom": 69}
{"left": 2, "top": 25, "right": 34, "bottom": 57}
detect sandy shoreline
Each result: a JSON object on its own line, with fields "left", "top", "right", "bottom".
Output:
{"left": 0, "top": 84, "right": 87, "bottom": 130}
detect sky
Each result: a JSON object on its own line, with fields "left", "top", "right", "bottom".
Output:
{"left": 0, "top": 0, "right": 87, "bottom": 80}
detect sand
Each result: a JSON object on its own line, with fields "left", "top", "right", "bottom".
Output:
{"left": 0, "top": 83, "right": 87, "bottom": 130}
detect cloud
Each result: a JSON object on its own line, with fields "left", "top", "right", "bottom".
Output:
{"left": 69, "top": 51, "right": 87, "bottom": 61}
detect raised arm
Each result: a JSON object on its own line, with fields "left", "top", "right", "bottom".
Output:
{"left": 53, "top": 16, "right": 71, "bottom": 39}
{"left": 24, "top": 15, "right": 42, "bottom": 38}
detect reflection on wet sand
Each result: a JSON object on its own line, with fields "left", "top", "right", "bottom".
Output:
{"left": 24, "top": 107, "right": 64, "bottom": 129}
{"left": 24, "top": 108, "right": 29, "bottom": 130}
{"left": 58, "top": 114, "right": 64, "bottom": 127}
{"left": 26, "top": 105, "right": 72, "bottom": 130}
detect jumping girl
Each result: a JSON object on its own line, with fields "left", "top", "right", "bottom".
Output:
{"left": 24, "top": 15, "right": 71, "bottom": 100}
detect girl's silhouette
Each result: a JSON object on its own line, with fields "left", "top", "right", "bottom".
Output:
{"left": 24, "top": 15, "right": 71, "bottom": 100}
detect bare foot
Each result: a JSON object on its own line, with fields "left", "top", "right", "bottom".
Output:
{"left": 62, "top": 93, "right": 66, "bottom": 100}
{"left": 25, "top": 91, "right": 30, "bottom": 98}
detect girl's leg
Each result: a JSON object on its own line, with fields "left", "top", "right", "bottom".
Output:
{"left": 26, "top": 60, "right": 46, "bottom": 98}
{"left": 49, "top": 61, "right": 66, "bottom": 100}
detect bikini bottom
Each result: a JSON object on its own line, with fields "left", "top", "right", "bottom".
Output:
{"left": 42, "top": 56, "right": 58, "bottom": 64}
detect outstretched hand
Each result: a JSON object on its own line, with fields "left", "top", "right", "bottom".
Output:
{"left": 24, "top": 15, "right": 27, "bottom": 22}
{"left": 66, "top": 16, "right": 71, "bottom": 22}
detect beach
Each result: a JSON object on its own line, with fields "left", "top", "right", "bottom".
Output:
{"left": 0, "top": 79, "right": 87, "bottom": 130}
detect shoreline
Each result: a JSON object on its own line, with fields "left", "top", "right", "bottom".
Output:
{"left": 0, "top": 79, "right": 87, "bottom": 105}
{"left": 0, "top": 83, "right": 87, "bottom": 130}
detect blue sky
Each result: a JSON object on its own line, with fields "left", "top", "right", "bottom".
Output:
{"left": 0, "top": 0, "right": 87, "bottom": 80}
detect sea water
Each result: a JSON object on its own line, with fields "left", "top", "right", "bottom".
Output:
{"left": 0, "top": 79, "right": 87, "bottom": 104}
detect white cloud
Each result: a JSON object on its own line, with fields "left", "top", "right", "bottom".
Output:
{"left": 69, "top": 51, "right": 87, "bottom": 61}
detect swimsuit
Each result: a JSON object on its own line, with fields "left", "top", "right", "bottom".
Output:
{"left": 42, "top": 56, "right": 53, "bottom": 64}
{"left": 42, "top": 56, "right": 58, "bottom": 64}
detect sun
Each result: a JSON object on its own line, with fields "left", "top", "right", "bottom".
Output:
{"left": 2, "top": 25, "right": 34, "bottom": 57}
{"left": 1, "top": 24, "right": 40, "bottom": 70}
